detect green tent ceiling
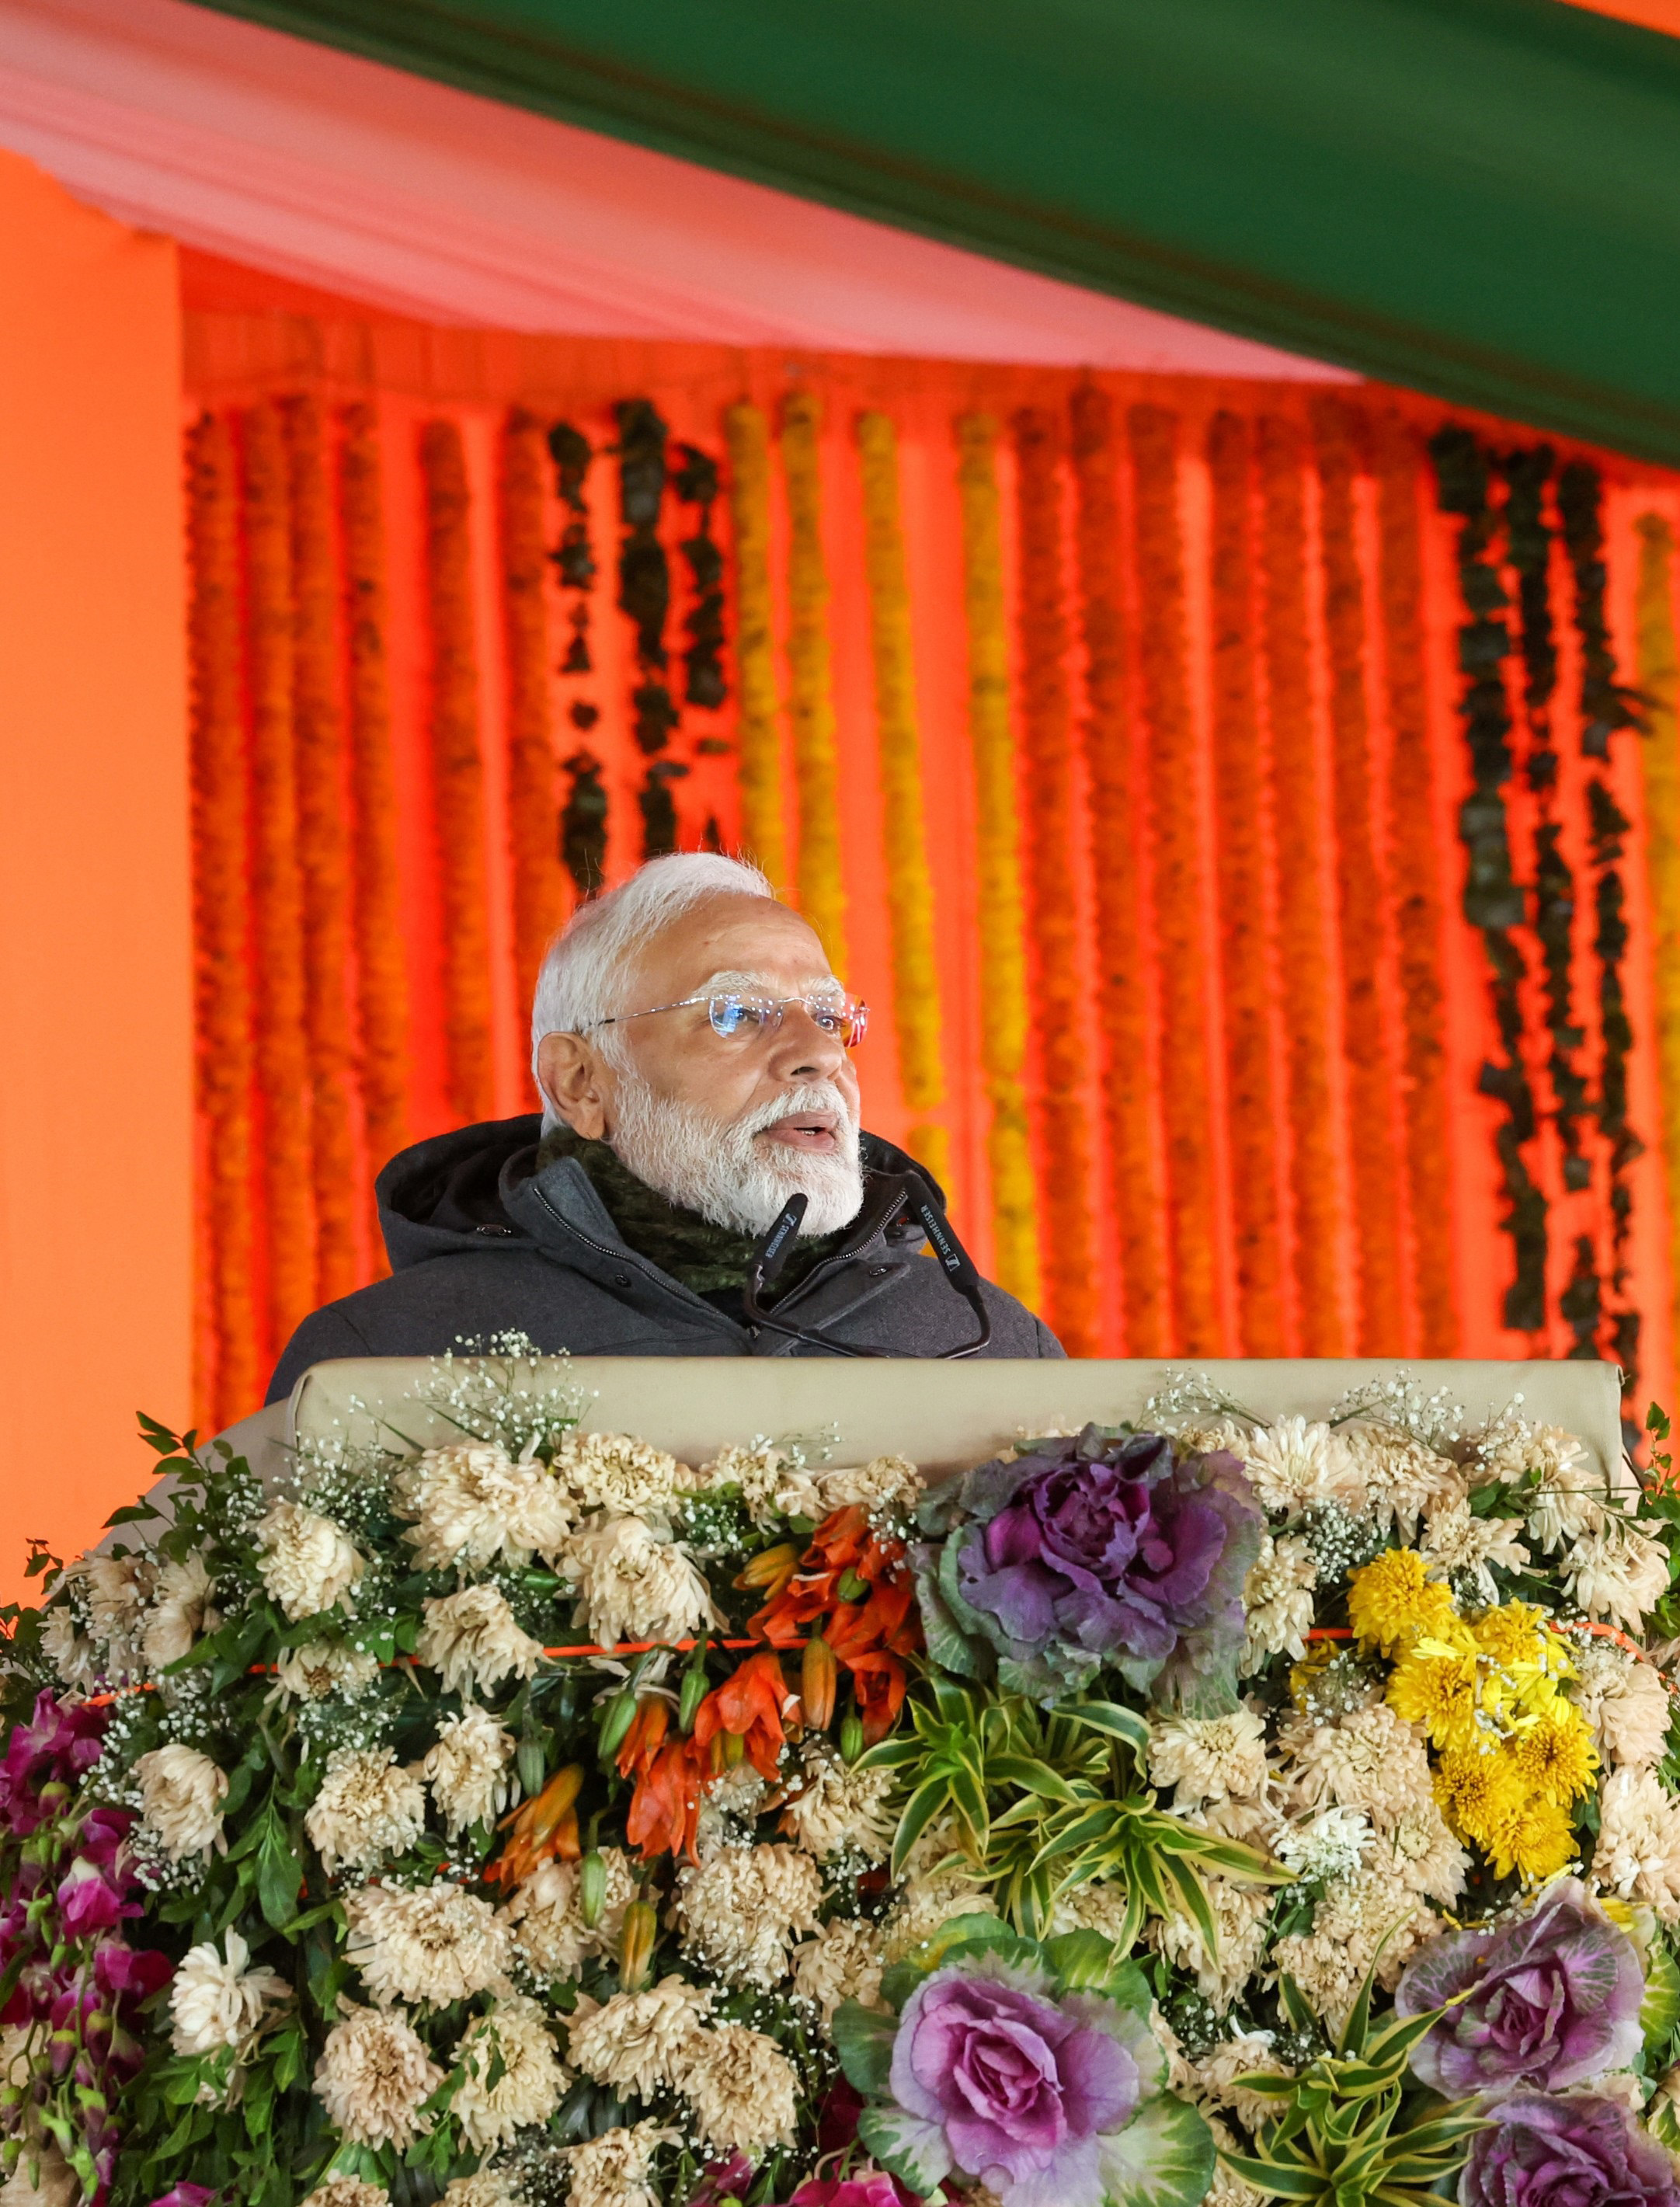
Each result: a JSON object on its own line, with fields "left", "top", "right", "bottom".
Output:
{"left": 193, "top": 0, "right": 1680, "bottom": 463}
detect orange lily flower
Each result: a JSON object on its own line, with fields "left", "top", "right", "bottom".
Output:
{"left": 847, "top": 1651, "right": 908, "bottom": 1745}
{"left": 485, "top": 1763, "right": 583, "bottom": 1889}
{"left": 626, "top": 1736, "right": 707, "bottom": 1861}
{"left": 693, "top": 1648, "right": 795, "bottom": 1782}
{"left": 615, "top": 1696, "right": 670, "bottom": 1781}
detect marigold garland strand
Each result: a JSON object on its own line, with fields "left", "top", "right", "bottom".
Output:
{"left": 1013, "top": 406, "right": 1097, "bottom": 1354}
{"left": 239, "top": 398, "right": 315, "bottom": 1367}
{"left": 1128, "top": 404, "right": 1219, "bottom": 1355}
{"left": 723, "top": 403, "right": 786, "bottom": 889}
{"left": 338, "top": 405, "right": 409, "bottom": 1252}
{"left": 1311, "top": 396, "right": 1406, "bottom": 1353}
{"left": 1205, "top": 409, "right": 1285, "bottom": 1355}
{"left": 1070, "top": 386, "right": 1167, "bottom": 1354}
{"left": 186, "top": 413, "right": 258, "bottom": 1429}
{"left": 955, "top": 415, "right": 1039, "bottom": 1307}
{"left": 1635, "top": 513, "right": 1680, "bottom": 1385}
{"left": 284, "top": 395, "right": 359, "bottom": 1307}
{"left": 1372, "top": 412, "right": 1458, "bottom": 1355}
{"left": 779, "top": 392, "right": 847, "bottom": 970}
{"left": 420, "top": 418, "right": 496, "bottom": 1125}
{"left": 1257, "top": 413, "right": 1345, "bottom": 1354}
{"left": 857, "top": 410, "right": 948, "bottom": 1192}
{"left": 500, "top": 406, "right": 565, "bottom": 1010}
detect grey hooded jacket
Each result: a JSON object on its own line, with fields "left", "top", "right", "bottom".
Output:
{"left": 266, "top": 1116, "right": 1063, "bottom": 1401}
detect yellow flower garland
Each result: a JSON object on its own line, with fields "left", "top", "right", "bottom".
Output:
{"left": 856, "top": 410, "right": 948, "bottom": 1193}
{"left": 1636, "top": 511, "right": 1680, "bottom": 1372}
{"left": 779, "top": 391, "right": 847, "bottom": 970}
{"left": 955, "top": 414, "right": 1040, "bottom": 1308}
{"left": 723, "top": 402, "right": 787, "bottom": 889}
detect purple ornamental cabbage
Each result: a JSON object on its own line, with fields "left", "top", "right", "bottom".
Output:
{"left": 1463, "top": 2094, "right": 1680, "bottom": 2207}
{"left": 927, "top": 1427, "right": 1263, "bottom": 1705}
{"left": 1395, "top": 1878, "right": 1643, "bottom": 2101}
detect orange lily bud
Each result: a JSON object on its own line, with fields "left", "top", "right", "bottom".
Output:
{"left": 618, "top": 1899, "right": 657, "bottom": 1989}
{"left": 802, "top": 1632, "right": 837, "bottom": 1731}
{"left": 735, "top": 1542, "right": 799, "bottom": 1593}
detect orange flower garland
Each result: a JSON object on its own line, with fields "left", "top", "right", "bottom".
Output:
{"left": 1127, "top": 404, "right": 1219, "bottom": 1355}
{"left": 284, "top": 395, "right": 359, "bottom": 1306}
{"left": 1205, "top": 409, "right": 1285, "bottom": 1355}
{"left": 338, "top": 405, "right": 409, "bottom": 1248}
{"left": 1257, "top": 413, "right": 1344, "bottom": 1354}
{"left": 723, "top": 402, "right": 788, "bottom": 888}
{"left": 186, "top": 413, "right": 258, "bottom": 1429}
{"left": 1634, "top": 513, "right": 1680, "bottom": 1379}
{"left": 239, "top": 398, "right": 314, "bottom": 1366}
{"left": 1312, "top": 396, "right": 1405, "bottom": 1354}
{"left": 1069, "top": 385, "right": 1167, "bottom": 1354}
{"left": 420, "top": 419, "right": 496, "bottom": 1126}
{"left": 1373, "top": 411, "right": 1458, "bottom": 1355}
{"left": 1012, "top": 406, "right": 1097, "bottom": 1355}
{"left": 856, "top": 409, "right": 949, "bottom": 1192}
{"left": 499, "top": 406, "right": 566, "bottom": 1012}
{"left": 955, "top": 415, "right": 1040, "bottom": 1307}
{"left": 780, "top": 391, "right": 848, "bottom": 969}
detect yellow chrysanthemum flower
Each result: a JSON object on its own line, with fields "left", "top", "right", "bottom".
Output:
{"left": 1481, "top": 1792, "right": 1579, "bottom": 1885}
{"left": 1388, "top": 1627, "right": 1482, "bottom": 1752}
{"left": 1506, "top": 1711, "right": 1598, "bottom": 1805}
{"left": 1473, "top": 1600, "right": 1553, "bottom": 1669}
{"left": 1435, "top": 1746, "right": 1529, "bottom": 1848}
{"left": 1348, "top": 1549, "right": 1457, "bottom": 1655}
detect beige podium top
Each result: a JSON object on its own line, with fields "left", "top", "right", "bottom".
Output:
{"left": 277, "top": 1355, "right": 1628, "bottom": 1483}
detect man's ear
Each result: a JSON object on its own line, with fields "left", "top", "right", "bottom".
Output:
{"left": 536, "top": 1032, "right": 611, "bottom": 1141}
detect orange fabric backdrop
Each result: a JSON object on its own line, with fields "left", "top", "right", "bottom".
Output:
{"left": 179, "top": 256, "right": 1680, "bottom": 1427}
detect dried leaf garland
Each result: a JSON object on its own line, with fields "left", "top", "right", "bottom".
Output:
{"left": 955, "top": 414, "right": 1040, "bottom": 1308}
{"left": 616, "top": 399, "right": 689, "bottom": 856}
{"left": 1014, "top": 406, "right": 1098, "bottom": 1354}
{"left": 419, "top": 418, "right": 496, "bottom": 1124}
{"left": 1257, "top": 413, "right": 1344, "bottom": 1353}
{"left": 1129, "top": 403, "right": 1219, "bottom": 1354}
{"left": 1311, "top": 397, "right": 1406, "bottom": 1352}
{"left": 1070, "top": 385, "right": 1168, "bottom": 1354}
{"left": 284, "top": 395, "right": 358, "bottom": 1306}
{"left": 1372, "top": 413, "right": 1457, "bottom": 1355}
{"left": 857, "top": 410, "right": 948, "bottom": 1192}
{"left": 1205, "top": 409, "right": 1284, "bottom": 1356}
{"left": 500, "top": 406, "right": 565, "bottom": 1002}
{"left": 1635, "top": 513, "right": 1680, "bottom": 1384}
{"left": 548, "top": 422, "right": 607, "bottom": 892}
{"left": 724, "top": 402, "right": 786, "bottom": 888}
{"left": 186, "top": 412, "right": 258, "bottom": 1428}
{"left": 338, "top": 404, "right": 409, "bottom": 1232}
{"left": 239, "top": 398, "right": 315, "bottom": 1364}
{"left": 561, "top": 749, "right": 609, "bottom": 896}
{"left": 674, "top": 441, "right": 728, "bottom": 711}
{"left": 781, "top": 390, "right": 847, "bottom": 969}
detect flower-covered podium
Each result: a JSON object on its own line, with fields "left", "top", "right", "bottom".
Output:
{"left": 5, "top": 1349, "right": 1677, "bottom": 2207}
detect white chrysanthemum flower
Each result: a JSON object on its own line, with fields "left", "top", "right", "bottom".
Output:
{"left": 553, "top": 1430, "right": 685, "bottom": 1519}
{"left": 272, "top": 1640, "right": 382, "bottom": 1703}
{"left": 422, "top": 1706, "right": 519, "bottom": 1838}
{"left": 297, "top": 2182, "right": 391, "bottom": 2207}
{"left": 880, "top": 1864, "right": 999, "bottom": 1960}
{"left": 781, "top": 1741, "right": 896, "bottom": 1863}
{"left": 1049, "top": 1880, "right": 1136, "bottom": 1949}
{"left": 561, "top": 2119, "right": 676, "bottom": 2207}
{"left": 1150, "top": 1877, "right": 1271, "bottom": 2012}
{"left": 67, "top": 1554, "right": 153, "bottom": 1677}
{"left": 558, "top": 1514, "right": 719, "bottom": 1648}
{"left": 440, "top": 2176, "right": 522, "bottom": 2207}
{"left": 141, "top": 1554, "right": 219, "bottom": 1669}
{"left": 1525, "top": 1436, "right": 1612, "bottom": 1552}
{"left": 1271, "top": 1868, "right": 1436, "bottom": 2028}
{"left": 790, "top": 1916, "right": 885, "bottom": 2028}
{"left": 169, "top": 1928, "right": 290, "bottom": 2058}
{"left": 1192, "top": 2034, "right": 1296, "bottom": 2139}
{"left": 1279, "top": 1703, "right": 1434, "bottom": 1825}
{"left": 819, "top": 1454, "right": 923, "bottom": 1519}
{"left": 504, "top": 1847, "right": 635, "bottom": 1982}
{"left": 393, "top": 1440, "right": 572, "bottom": 1572}
{"left": 345, "top": 1882, "right": 510, "bottom": 2008}
{"left": 567, "top": 1978, "right": 711, "bottom": 2099}
{"left": 415, "top": 1584, "right": 546, "bottom": 1700}
{"left": 694, "top": 1759, "right": 771, "bottom": 1860}
{"left": 1373, "top": 1799, "right": 1470, "bottom": 1903}
{"left": 134, "top": 1743, "right": 228, "bottom": 1860}
{"left": 1567, "top": 1519, "right": 1673, "bottom": 1634}
{"left": 1149, "top": 1708, "right": 1268, "bottom": 1808}
{"left": 676, "top": 2021, "right": 798, "bottom": 2156}
{"left": 451, "top": 1996, "right": 567, "bottom": 2151}
{"left": 312, "top": 2000, "right": 443, "bottom": 2148}
{"left": 304, "top": 1746, "right": 426, "bottom": 1877}
{"left": 1341, "top": 1424, "right": 1464, "bottom": 1537}
{"left": 1571, "top": 1641, "right": 1674, "bottom": 1769}
{"left": 1593, "top": 1768, "right": 1680, "bottom": 1916}
{"left": 1418, "top": 1499, "right": 1529, "bottom": 1602}
{"left": 1241, "top": 1533, "right": 1317, "bottom": 1671}
{"left": 1275, "top": 1807, "right": 1371, "bottom": 1885}
{"left": 38, "top": 1607, "right": 98, "bottom": 1690}
{"left": 697, "top": 1443, "right": 823, "bottom": 1525}
{"left": 252, "top": 1501, "right": 364, "bottom": 1622}
{"left": 673, "top": 1841, "right": 825, "bottom": 1983}
{"left": 1242, "top": 1419, "right": 1364, "bottom": 1519}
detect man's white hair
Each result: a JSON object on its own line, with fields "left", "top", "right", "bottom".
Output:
{"left": 530, "top": 852, "right": 776, "bottom": 1123}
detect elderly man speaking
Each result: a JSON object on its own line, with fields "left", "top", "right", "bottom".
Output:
{"left": 268, "top": 854, "right": 1062, "bottom": 1397}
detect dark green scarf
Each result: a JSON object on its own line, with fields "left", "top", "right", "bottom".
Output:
{"left": 534, "top": 1123, "right": 847, "bottom": 1297}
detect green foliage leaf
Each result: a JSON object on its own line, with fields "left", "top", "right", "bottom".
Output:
{"left": 831, "top": 2001, "right": 897, "bottom": 2095}
{"left": 1645, "top": 1938, "right": 1680, "bottom": 2053}
{"left": 855, "top": 2105, "right": 951, "bottom": 2195}
{"left": 1100, "top": 2093, "right": 1216, "bottom": 2207}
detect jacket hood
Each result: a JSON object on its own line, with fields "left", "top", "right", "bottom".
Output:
{"left": 374, "top": 1112, "right": 944, "bottom": 1274}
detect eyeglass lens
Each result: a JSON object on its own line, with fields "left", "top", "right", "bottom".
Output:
{"left": 706, "top": 994, "right": 868, "bottom": 1046}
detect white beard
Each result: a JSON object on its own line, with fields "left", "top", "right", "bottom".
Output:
{"left": 607, "top": 1077, "right": 865, "bottom": 1237}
